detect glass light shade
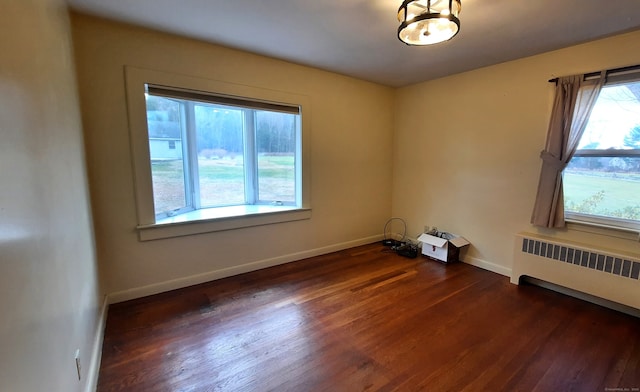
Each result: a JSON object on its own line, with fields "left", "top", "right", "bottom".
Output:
{"left": 397, "top": 0, "right": 461, "bottom": 45}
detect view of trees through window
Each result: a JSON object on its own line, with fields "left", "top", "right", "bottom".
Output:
{"left": 564, "top": 80, "right": 640, "bottom": 223}
{"left": 146, "top": 94, "right": 297, "bottom": 216}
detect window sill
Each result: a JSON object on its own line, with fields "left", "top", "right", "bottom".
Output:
{"left": 565, "top": 219, "right": 640, "bottom": 242}
{"left": 137, "top": 205, "right": 311, "bottom": 241}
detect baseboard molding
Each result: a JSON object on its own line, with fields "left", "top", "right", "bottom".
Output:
{"left": 407, "top": 233, "right": 512, "bottom": 278}
{"left": 108, "top": 235, "right": 383, "bottom": 304}
{"left": 85, "top": 295, "right": 109, "bottom": 392}
{"left": 462, "top": 255, "right": 512, "bottom": 277}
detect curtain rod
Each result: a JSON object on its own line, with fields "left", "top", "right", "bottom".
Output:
{"left": 548, "top": 64, "right": 640, "bottom": 83}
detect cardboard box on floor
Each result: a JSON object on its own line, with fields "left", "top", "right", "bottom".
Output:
{"left": 417, "top": 232, "right": 470, "bottom": 264}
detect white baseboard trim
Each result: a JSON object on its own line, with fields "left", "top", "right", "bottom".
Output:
{"left": 85, "top": 295, "right": 109, "bottom": 392}
{"left": 462, "top": 256, "right": 512, "bottom": 277}
{"left": 108, "top": 235, "right": 383, "bottom": 304}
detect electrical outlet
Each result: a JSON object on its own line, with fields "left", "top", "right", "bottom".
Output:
{"left": 75, "top": 349, "right": 81, "bottom": 381}
{"left": 424, "top": 225, "right": 430, "bottom": 233}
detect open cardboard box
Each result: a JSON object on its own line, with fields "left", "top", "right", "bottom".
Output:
{"left": 417, "top": 232, "right": 470, "bottom": 264}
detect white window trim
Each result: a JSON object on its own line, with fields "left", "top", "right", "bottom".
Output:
{"left": 565, "top": 213, "right": 640, "bottom": 234}
{"left": 124, "top": 66, "right": 312, "bottom": 241}
{"left": 565, "top": 220, "right": 640, "bottom": 242}
{"left": 138, "top": 206, "right": 311, "bottom": 241}
{"left": 573, "top": 149, "right": 640, "bottom": 158}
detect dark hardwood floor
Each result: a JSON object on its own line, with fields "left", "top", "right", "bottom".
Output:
{"left": 97, "top": 243, "right": 640, "bottom": 391}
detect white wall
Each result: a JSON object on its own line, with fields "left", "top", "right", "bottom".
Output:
{"left": 393, "top": 30, "right": 640, "bottom": 275}
{"left": 71, "top": 14, "right": 395, "bottom": 300}
{"left": 0, "top": 1, "right": 103, "bottom": 392}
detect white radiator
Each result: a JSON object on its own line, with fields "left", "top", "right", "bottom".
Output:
{"left": 511, "top": 232, "right": 640, "bottom": 310}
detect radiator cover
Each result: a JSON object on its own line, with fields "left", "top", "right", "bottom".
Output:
{"left": 511, "top": 233, "right": 640, "bottom": 310}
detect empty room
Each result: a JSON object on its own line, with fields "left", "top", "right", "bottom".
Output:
{"left": 2, "top": 1, "right": 640, "bottom": 391}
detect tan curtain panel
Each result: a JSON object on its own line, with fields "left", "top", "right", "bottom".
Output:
{"left": 530, "top": 72, "right": 605, "bottom": 228}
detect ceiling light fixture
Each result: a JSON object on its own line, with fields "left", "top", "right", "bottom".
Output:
{"left": 397, "top": 0, "right": 461, "bottom": 46}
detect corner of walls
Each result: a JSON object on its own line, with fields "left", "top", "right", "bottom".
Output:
{"left": 72, "top": 15, "right": 394, "bottom": 301}
{"left": 391, "top": 29, "right": 640, "bottom": 282}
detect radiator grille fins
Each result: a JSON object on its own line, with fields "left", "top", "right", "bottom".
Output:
{"left": 521, "top": 238, "right": 640, "bottom": 280}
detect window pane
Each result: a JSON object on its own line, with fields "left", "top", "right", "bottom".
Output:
{"left": 146, "top": 95, "right": 187, "bottom": 215}
{"left": 194, "top": 103, "right": 245, "bottom": 207}
{"left": 564, "top": 157, "right": 640, "bottom": 220}
{"left": 256, "top": 111, "right": 296, "bottom": 203}
{"left": 565, "top": 79, "right": 640, "bottom": 226}
{"left": 578, "top": 82, "right": 640, "bottom": 149}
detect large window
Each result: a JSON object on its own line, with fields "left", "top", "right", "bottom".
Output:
{"left": 564, "top": 74, "right": 640, "bottom": 230}
{"left": 146, "top": 86, "right": 301, "bottom": 220}
{"left": 125, "top": 67, "right": 310, "bottom": 240}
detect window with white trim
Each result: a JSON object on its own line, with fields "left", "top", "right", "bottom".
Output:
{"left": 146, "top": 86, "right": 301, "bottom": 220}
{"left": 124, "top": 67, "right": 311, "bottom": 240}
{"left": 564, "top": 72, "right": 640, "bottom": 231}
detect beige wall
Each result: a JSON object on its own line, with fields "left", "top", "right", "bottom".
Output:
{"left": 69, "top": 10, "right": 639, "bottom": 304}
{"left": 2, "top": 5, "right": 637, "bottom": 390}
{"left": 0, "top": 1, "right": 103, "bottom": 392}
{"left": 71, "top": 14, "right": 395, "bottom": 299}
{"left": 393, "top": 30, "right": 640, "bottom": 274}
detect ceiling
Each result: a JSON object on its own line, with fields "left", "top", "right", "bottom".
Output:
{"left": 66, "top": 0, "right": 640, "bottom": 87}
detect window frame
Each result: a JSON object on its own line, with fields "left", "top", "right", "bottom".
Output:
{"left": 563, "top": 71, "right": 640, "bottom": 232}
{"left": 146, "top": 87, "right": 302, "bottom": 219}
{"left": 124, "top": 66, "right": 311, "bottom": 241}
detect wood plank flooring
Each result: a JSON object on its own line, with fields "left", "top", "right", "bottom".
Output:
{"left": 97, "top": 243, "right": 640, "bottom": 391}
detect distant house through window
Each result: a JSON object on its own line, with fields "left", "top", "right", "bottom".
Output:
{"left": 145, "top": 86, "right": 302, "bottom": 219}
{"left": 124, "top": 66, "right": 311, "bottom": 240}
